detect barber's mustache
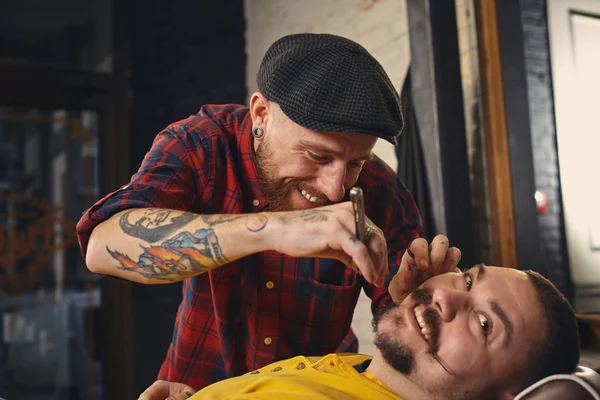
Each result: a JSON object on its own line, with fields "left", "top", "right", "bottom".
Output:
{"left": 411, "top": 288, "right": 442, "bottom": 355}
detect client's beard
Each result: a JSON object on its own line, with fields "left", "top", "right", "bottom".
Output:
{"left": 374, "top": 331, "right": 415, "bottom": 374}
{"left": 372, "top": 288, "right": 441, "bottom": 375}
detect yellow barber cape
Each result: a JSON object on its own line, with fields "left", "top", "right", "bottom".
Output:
{"left": 191, "top": 353, "right": 403, "bottom": 399}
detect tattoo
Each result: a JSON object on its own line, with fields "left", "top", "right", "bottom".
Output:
{"left": 203, "top": 214, "right": 268, "bottom": 233}
{"left": 185, "top": 392, "right": 194, "bottom": 398}
{"left": 245, "top": 214, "right": 268, "bottom": 232}
{"left": 201, "top": 214, "right": 245, "bottom": 226}
{"left": 278, "top": 209, "right": 331, "bottom": 223}
{"left": 119, "top": 208, "right": 197, "bottom": 242}
{"left": 349, "top": 236, "right": 360, "bottom": 244}
{"left": 206, "top": 230, "right": 228, "bottom": 264}
{"left": 107, "top": 227, "right": 226, "bottom": 280}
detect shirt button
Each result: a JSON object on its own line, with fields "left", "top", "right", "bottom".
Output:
{"left": 253, "top": 199, "right": 260, "bottom": 207}
{"left": 265, "top": 281, "right": 274, "bottom": 289}
{"left": 272, "top": 367, "right": 282, "bottom": 372}
{"left": 296, "top": 362, "right": 306, "bottom": 370}
{"left": 264, "top": 337, "right": 272, "bottom": 345}
{"left": 250, "top": 370, "right": 260, "bottom": 374}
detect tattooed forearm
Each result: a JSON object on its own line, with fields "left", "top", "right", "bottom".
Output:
{"left": 107, "top": 227, "right": 227, "bottom": 280}
{"left": 119, "top": 208, "right": 197, "bottom": 242}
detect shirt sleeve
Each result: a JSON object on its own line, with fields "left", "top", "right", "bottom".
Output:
{"left": 362, "top": 174, "right": 422, "bottom": 313}
{"left": 76, "top": 128, "right": 204, "bottom": 257}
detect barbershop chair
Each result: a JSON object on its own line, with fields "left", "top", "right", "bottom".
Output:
{"left": 515, "top": 365, "right": 600, "bottom": 399}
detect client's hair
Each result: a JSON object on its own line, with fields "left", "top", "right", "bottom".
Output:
{"left": 515, "top": 270, "right": 580, "bottom": 392}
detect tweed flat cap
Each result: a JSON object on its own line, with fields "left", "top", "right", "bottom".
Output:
{"left": 257, "top": 33, "right": 404, "bottom": 145}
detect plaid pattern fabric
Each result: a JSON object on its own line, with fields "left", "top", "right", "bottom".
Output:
{"left": 76, "top": 104, "right": 421, "bottom": 389}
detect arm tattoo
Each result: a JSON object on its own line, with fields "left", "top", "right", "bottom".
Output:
{"left": 201, "top": 214, "right": 245, "bottom": 226}
{"left": 204, "top": 214, "right": 268, "bottom": 232}
{"left": 245, "top": 214, "right": 268, "bottom": 232}
{"left": 119, "top": 208, "right": 197, "bottom": 242}
{"left": 107, "top": 227, "right": 226, "bottom": 280}
{"left": 278, "top": 209, "right": 331, "bottom": 223}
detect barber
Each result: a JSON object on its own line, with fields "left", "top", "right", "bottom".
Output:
{"left": 76, "top": 33, "right": 461, "bottom": 392}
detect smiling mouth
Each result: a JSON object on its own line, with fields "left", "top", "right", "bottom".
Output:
{"left": 298, "top": 186, "right": 319, "bottom": 203}
{"left": 414, "top": 304, "right": 432, "bottom": 342}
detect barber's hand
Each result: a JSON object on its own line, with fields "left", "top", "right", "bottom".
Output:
{"left": 138, "top": 380, "right": 196, "bottom": 400}
{"left": 271, "top": 202, "right": 387, "bottom": 287}
{"left": 388, "top": 235, "right": 461, "bottom": 304}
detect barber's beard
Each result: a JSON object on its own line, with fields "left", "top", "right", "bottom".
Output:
{"left": 255, "top": 140, "right": 297, "bottom": 211}
{"left": 372, "top": 288, "right": 441, "bottom": 375}
{"left": 255, "top": 139, "right": 330, "bottom": 211}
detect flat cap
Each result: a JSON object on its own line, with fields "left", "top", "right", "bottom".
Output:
{"left": 257, "top": 33, "right": 403, "bottom": 145}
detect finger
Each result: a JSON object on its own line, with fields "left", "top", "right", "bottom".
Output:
{"left": 439, "top": 247, "right": 462, "bottom": 274}
{"left": 428, "top": 235, "right": 450, "bottom": 275}
{"left": 138, "top": 381, "right": 169, "bottom": 400}
{"left": 388, "top": 249, "right": 418, "bottom": 303}
{"left": 367, "top": 234, "right": 388, "bottom": 286}
{"left": 388, "top": 262, "right": 413, "bottom": 304}
{"left": 339, "top": 254, "right": 356, "bottom": 271}
{"left": 342, "top": 234, "right": 379, "bottom": 285}
{"left": 336, "top": 207, "right": 380, "bottom": 284}
{"left": 409, "top": 238, "right": 430, "bottom": 271}
{"left": 355, "top": 215, "right": 387, "bottom": 286}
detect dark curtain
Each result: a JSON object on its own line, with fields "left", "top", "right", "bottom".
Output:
{"left": 396, "top": 66, "right": 436, "bottom": 241}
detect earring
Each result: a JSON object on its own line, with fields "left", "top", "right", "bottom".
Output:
{"left": 252, "top": 126, "right": 264, "bottom": 139}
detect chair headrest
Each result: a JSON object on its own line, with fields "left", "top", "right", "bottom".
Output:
{"left": 515, "top": 366, "right": 600, "bottom": 400}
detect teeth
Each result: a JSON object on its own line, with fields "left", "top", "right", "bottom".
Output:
{"left": 301, "top": 189, "right": 318, "bottom": 203}
{"left": 414, "top": 305, "right": 431, "bottom": 341}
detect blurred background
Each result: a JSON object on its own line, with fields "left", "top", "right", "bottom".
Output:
{"left": 0, "top": 0, "right": 598, "bottom": 399}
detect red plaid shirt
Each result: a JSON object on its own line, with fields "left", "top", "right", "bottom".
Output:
{"left": 76, "top": 104, "right": 421, "bottom": 389}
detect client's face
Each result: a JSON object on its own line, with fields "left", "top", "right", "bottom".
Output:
{"left": 374, "top": 265, "right": 546, "bottom": 400}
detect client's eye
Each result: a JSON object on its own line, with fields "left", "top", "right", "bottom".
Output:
{"left": 463, "top": 272, "right": 473, "bottom": 291}
{"left": 479, "top": 314, "right": 490, "bottom": 337}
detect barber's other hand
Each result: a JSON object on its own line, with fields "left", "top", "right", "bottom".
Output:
{"left": 138, "top": 380, "right": 196, "bottom": 400}
{"left": 388, "top": 235, "right": 461, "bottom": 304}
{"left": 270, "top": 202, "right": 387, "bottom": 287}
